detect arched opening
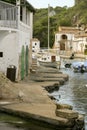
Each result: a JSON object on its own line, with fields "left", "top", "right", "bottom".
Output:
{"left": 60, "top": 34, "right": 67, "bottom": 50}
{"left": 61, "top": 34, "right": 67, "bottom": 40}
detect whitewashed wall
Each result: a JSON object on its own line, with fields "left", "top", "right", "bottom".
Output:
{"left": 55, "top": 33, "right": 75, "bottom": 51}
{"left": 55, "top": 33, "right": 74, "bottom": 43}
{"left": 32, "top": 40, "right": 40, "bottom": 53}
{"left": 0, "top": 31, "right": 19, "bottom": 76}
{"left": 0, "top": 0, "right": 34, "bottom": 79}
{"left": 18, "top": 12, "right": 33, "bottom": 54}
{"left": 73, "top": 37, "right": 87, "bottom": 53}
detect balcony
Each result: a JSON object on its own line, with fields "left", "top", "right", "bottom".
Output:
{"left": 0, "top": 1, "right": 18, "bottom": 29}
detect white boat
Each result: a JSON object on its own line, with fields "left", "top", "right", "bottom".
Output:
{"left": 72, "top": 61, "right": 87, "bottom": 73}
{"left": 37, "top": 5, "right": 61, "bottom": 69}
{"left": 38, "top": 53, "right": 60, "bottom": 68}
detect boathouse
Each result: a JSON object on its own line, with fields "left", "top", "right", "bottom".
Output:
{"left": 0, "top": 0, "right": 35, "bottom": 80}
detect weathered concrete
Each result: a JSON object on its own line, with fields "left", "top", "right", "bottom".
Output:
{"left": 0, "top": 68, "right": 85, "bottom": 129}
{"left": 0, "top": 81, "right": 85, "bottom": 129}
{"left": 56, "top": 109, "right": 78, "bottom": 119}
{"left": 36, "top": 66, "right": 62, "bottom": 74}
{"left": 30, "top": 76, "right": 65, "bottom": 85}
{"left": 0, "top": 103, "right": 73, "bottom": 127}
{"left": 42, "top": 83, "right": 60, "bottom": 92}
{"left": 37, "top": 73, "right": 69, "bottom": 81}
{"left": 30, "top": 72, "right": 68, "bottom": 85}
{"left": 0, "top": 82, "right": 73, "bottom": 128}
{"left": 30, "top": 66, "right": 69, "bottom": 86}
{"left": 56, "top": 103, "right": 73, "bottom": 110}
{"left": 55, "top": 103, "right": 85, "bottom": 129}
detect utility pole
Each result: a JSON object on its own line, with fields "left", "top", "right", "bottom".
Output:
{"left": 48, "top": 4, "right": 50, "bottom": 51}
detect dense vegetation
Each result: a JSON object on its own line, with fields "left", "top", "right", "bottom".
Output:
{"left": 33, "top": 0, "right": 87, "bottom": 48}
{"left": 2, "top": 0, "right": 87, "bottom": 48}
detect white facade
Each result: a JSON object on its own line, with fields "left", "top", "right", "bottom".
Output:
{"left": 54, "top": 27, "right": 87, "bottom": 55}
{"left": 0, "top": 0, "right": 35, "bottom": 80}
{"left": 54, "top": 32, "right": 75, "bottom": 53}
{"left": 31, "top": 39, "right": 40, "bottom": 53}
{"left": 0, "top": 32, "right": 18, "bottom": 74}
{"left": 73, "top": 37, "right": 87, "bottom": 53}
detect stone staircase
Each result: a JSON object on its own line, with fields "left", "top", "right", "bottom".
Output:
{"left": 31, "top": 58, "right": 38, "bottom": 71}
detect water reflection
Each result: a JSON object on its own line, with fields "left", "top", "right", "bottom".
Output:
{"left": 52, "top": 68, "right": 87, "bottom": 129}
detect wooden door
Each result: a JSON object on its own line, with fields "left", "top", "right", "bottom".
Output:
{"left": 51, "top": 56, "right": 56, "bottom": 62}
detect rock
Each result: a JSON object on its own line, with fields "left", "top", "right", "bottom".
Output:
{"left": 44, "top": 83, "right": 60, "bottom": 92}
{"left": 48, "top": 95, "right": 56, "bottom": 100}
{"left": 74, "top": 114, "right": 85, "bottom": 129}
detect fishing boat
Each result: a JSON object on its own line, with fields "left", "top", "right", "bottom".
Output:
{"left": 37, "top": 4, "right": 61, "bottom": 69}
{"left": 38, "top": 53, "right": 60, "bottom": 68}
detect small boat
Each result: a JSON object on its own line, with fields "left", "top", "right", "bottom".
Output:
{"left": 37, "top": 5, "right": 61, "bottom": 69}
{"left": 72, "top": 61, "right": 87, "bottom": 73}
{"left": 38, "top": 53, "right": 60, "bottom": 68}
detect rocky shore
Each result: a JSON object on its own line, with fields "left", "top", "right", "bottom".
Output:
{"left": 0, "top": 67, "right": 85, "bottom": 129}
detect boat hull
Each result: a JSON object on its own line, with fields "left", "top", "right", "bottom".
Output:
{"left": 72, "top": 61, "right": 87, "bottom": 73}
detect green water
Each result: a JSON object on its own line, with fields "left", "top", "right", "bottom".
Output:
{"left": 0, "top": 112, "right": 25, "bottom": 129}
{"left": 0, "top": 112, "right": 66, "bottom": 130}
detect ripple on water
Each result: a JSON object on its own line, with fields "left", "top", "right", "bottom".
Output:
{"left": 52, "top": 68, "right": 87, "bottom": 128}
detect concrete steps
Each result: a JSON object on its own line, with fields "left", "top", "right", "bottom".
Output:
{"left": 31, "top": 58, "right": 38, "bottom": 71}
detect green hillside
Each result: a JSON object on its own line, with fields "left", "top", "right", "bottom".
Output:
{"left": 33, "top": 0, "right": 87, "bottom": 48}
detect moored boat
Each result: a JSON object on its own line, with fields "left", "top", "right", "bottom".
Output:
{"left": 72, "top": 61, "right": 87, "bottom": 73}
{"left": 38, "top": 53, "right": 60, "bottom": 68}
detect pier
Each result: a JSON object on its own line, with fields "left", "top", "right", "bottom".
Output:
{"left": 0, "top": 67, "right": 85, "bottom": 129}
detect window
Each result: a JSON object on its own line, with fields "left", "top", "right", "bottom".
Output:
{"left": 20, "top": 6, "right": 23, "bottom": 21}
{"left": 0, "top": 52, "right": 3, "bottom": 57}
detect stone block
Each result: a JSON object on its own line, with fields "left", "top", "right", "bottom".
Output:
{"left": 56, "top": 109, "right": 78, "bottom": 119}
{"left": 56, "top": 103, "right": 73, "bottom": 110}
{"left": 75, "top": 114, "right": 85, "bottom": 125}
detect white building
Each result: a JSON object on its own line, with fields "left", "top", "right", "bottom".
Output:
{"left": 31, "top": 38, "right": 40, "bottom": 53}
{"left": 53, "top": 26, "right": 87, "bottom": 55}
{"left": 73, "top": 34, "right": 87, "bottom": 54}
{"left": 0, "top": 0, "right": 35, "bottom": 80}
